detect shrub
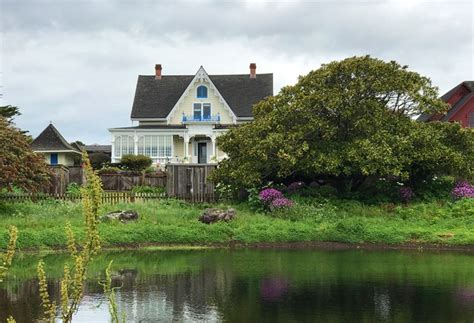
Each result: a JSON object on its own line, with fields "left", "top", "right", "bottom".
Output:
{"left": 66, "top": 182, "right": 81, "bottom": 194}
{"left": 399, "top": 187, "right": 414, "bottom": 203}
{"left": 452, "top": 181, "right": 474, "bottom": 200}
{"left": 144, "top": 166, "right": 156, "bottom": 174}
{"left": 259, "top": 188, "right": 284, "bottom": 204}
{"left": 97, "top": 167, "right": 121, "bottom": 175}
{"left": 89, "top": 152, "right": 110, "bottom": 170}
{"left": 270, "top": 197, "right": 294, "bottom": 210}
{"left": 120, "top": 155, "right": 152, "bottom": 172}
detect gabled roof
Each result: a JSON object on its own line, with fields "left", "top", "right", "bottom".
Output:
{"left": 130, "top": 71, "right": 273, "bottom": 119}
{"left": 441, "top": 92, "right": 474, "bottom": 121}
{"left": 31, "top": 124, "right": 81, "bottom": 153}
{"left": 417, "top": 81, "right": 474, "bottom": 122}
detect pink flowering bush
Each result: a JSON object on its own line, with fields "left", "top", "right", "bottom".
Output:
{"left": 452, "top": 181, "right": 474, "bottom": 200}
{"left": 258, "top": 188, "right": 284, "bottom": 204}
{"left": 399, "top": 187, "right": 414, "bottom": 203}
{"left": 270, "top": 197, "right": 294, "bottom": 210}
{"left": 252, "top": 187, "right": 294, "bottom": 212}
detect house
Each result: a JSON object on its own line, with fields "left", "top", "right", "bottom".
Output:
{"left": 84, "top": 144, "right": 112, "bottom": 157}
{"left": 30, "top": 123, "right": 82, "bottom": 166}
{"left": 418, "top": 81, "right": 474, "bottom": 127}
{"left": 108, "top": 64, "right": 273, "bottom": 165}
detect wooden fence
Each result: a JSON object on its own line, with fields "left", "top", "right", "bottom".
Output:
{"left": 166, "top": 164, "right": 216, "bottom": 202}
{"left": 100, "top": 174, "right": 167, "bottom": 191}
{"left": 0, "top": 192, "right": 165, "bottom": 205}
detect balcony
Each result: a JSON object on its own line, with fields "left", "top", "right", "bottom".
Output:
{"left": 182, "top": 113, "right": 220, "bottom": 123}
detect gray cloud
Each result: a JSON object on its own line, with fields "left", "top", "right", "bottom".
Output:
{"left": 1, "top": 0, "right": 473, "bottom": 143}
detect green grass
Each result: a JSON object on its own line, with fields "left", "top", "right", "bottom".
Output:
{"left": 0, "top": 197, "right": 473, "bottom": 250}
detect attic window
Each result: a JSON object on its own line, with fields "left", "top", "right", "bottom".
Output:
{"left": 469, "top": 112, "right": 474, "bottom": 128}
{"left": 197, "top": 85, "right": 208, "bottom": 99}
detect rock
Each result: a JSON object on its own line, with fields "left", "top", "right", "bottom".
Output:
{"left": 101, "top": 210, "right": 139, "bottom": 223}
{"left": 199, "top": 208, "right": 236, "bottom": 224}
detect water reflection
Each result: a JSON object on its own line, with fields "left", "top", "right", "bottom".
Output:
{"left": 1, "top": 249, "right": 474, "bottom": 322}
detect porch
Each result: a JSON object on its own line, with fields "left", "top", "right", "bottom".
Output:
{"left": 110, "top": 128, "right": 227, "bottom": 166}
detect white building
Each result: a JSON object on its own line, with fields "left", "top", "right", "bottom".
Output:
{"left": 109, "top": 64, "right": 273, "bottom": 166}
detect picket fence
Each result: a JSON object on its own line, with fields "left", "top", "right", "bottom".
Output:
{"left": 0, "top": 192, "right": 165, "bottom": 205}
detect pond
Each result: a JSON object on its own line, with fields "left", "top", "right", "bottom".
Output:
{"left": 1, "top": 248, "right": 474, "bottom": 322}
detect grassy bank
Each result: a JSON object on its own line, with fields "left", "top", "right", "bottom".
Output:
{"left": 0, "top": 197, "right": 473, "bottom": 250}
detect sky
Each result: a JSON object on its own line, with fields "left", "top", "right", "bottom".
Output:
{"left": 1, "top": 0, "right": 473, "bottom": 144}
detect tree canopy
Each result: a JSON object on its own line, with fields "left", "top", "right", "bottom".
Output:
{"left": 0, "top": 117, "right": 51, "bottom": 192}
{"left": 213, "top": 56, "right": 474, "bottom": 191}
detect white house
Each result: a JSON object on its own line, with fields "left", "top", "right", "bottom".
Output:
{"left": 109, "top": 64, "right": 273, "bottom": 166}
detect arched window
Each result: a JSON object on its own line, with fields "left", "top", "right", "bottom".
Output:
{"left": 114, "top": 135, "right": 134, "bottom": 158}
{"left": 197, "top": 85, "right": 208, "bottom": 98}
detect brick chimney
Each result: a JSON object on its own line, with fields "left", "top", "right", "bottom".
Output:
{"left": 155, "top": 64, "right": 162, "bottom": 80}
{"left": 249, "top": 63, "right": 256, "bottom": 78}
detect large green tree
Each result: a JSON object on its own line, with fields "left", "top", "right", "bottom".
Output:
{"left": 0, "top": 117, "right": 51, "bottom": 192}
{"left": 213, "top": 56, "right": 473, "bottom": 191}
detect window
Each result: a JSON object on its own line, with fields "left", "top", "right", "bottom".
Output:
{"left": 193, "top": 103, "right": 202, "bottom": 120}
{"left": 203, "top": 103, "right": 211, "bottom": 119}
{"left": 197, "top": 85, "right": 208, "bottom": 98}
{"left": 469, "top": 112, "right": 474, "bottom": 128}
{"left": 192, "top": 103, "right": 212, "bottom": 120}
{"left": 114, "top": 135, "right": 134, "bottom": 158}
{"left": 137, "top": 135, "right": 172, "bottom": 158}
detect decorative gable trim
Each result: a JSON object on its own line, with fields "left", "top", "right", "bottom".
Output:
{"left": 165, "top": 66, "right": 237, "bottom": 124}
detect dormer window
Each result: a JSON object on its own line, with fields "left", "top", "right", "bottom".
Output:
{"left": 197, "top": 85, "right": 208, "bottom": 98}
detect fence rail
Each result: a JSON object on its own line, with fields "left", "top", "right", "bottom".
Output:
{"left": 0, "top": 192, "right": 165, "bottom": 205}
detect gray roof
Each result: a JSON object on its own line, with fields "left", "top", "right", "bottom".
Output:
{"left": 84, "top": 145, "right": 112, "bottom": 153}
{"left": 31, "top": 124, "right": 81, "bottom": 153}
{"left": 130, "top": 73, "right": 273, "bottom": 119}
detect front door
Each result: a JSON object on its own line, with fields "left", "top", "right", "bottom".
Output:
{"left": 50, "top": 153, "right": 58, "bottom": 165}
{"left": 197, "top": 143, "right": 207, "bottom": 164}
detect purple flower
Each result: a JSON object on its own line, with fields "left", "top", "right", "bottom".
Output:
{"left": 452, "top": 181, "right": 474, "bottom": 200}
{"left": 287, "top": 181, "right": 305, "bottom": 192}
{"left": 259, "top": 188, "right": 284, "bottom": 204}
{"left": 399, "top": 187, "right": 414, "bottom": 203}
{"left": 270, "top": 197, "right": 294, "bottom": 209}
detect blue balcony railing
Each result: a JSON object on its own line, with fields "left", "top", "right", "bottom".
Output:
{"left": 182, "top": 113, "right": 220, "bottom": 123}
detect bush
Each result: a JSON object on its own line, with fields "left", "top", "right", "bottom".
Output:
{"left": 399, "top": 187, "right": 414, "bottom": 204}
{"left": 249, "top": 187, "right": 294, "bottom": 212}
{"left": 89, "top": 152, "right": 110, "bottom": 170}
{"left": 97, "top": 167, "right": 121, "bottom": 175}
{"left": 120, "top": 155, "right": 153, "bottom": 172}
{"left": 66, "top": 182, "right": 81, "bottom": 194}
{"left": 144, "top": 166, "right": 156, "bottom": 174}
{"left": 452, "top": 181, "right": 474, "bottom": 200}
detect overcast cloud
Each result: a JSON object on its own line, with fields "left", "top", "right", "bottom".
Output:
{"left": 1, "top": 0, "right": 473, "bottom": 144}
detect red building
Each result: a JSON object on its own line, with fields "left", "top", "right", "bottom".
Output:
{"left": 418, "top": 81, "right": 474, "bottom": 128}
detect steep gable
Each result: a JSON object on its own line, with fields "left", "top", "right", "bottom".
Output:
{"left": 31, "top": 124, "right": 81, "bottom": 152}
{"left": 417, "top": 81, "right": 474, "bottom": 125}
{"left": 130, "top": 67, "right": 273, "bottom": 120}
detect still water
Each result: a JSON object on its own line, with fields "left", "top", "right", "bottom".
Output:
{"left": 1, "top": 248, "right": 474, "bottom": 322}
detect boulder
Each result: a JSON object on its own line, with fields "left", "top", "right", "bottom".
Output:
{"left": 199, "top": 208, "right": 236, "bottom": 224}
{"left": 101, "top": 210, "right": 139, "bottom": 223}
